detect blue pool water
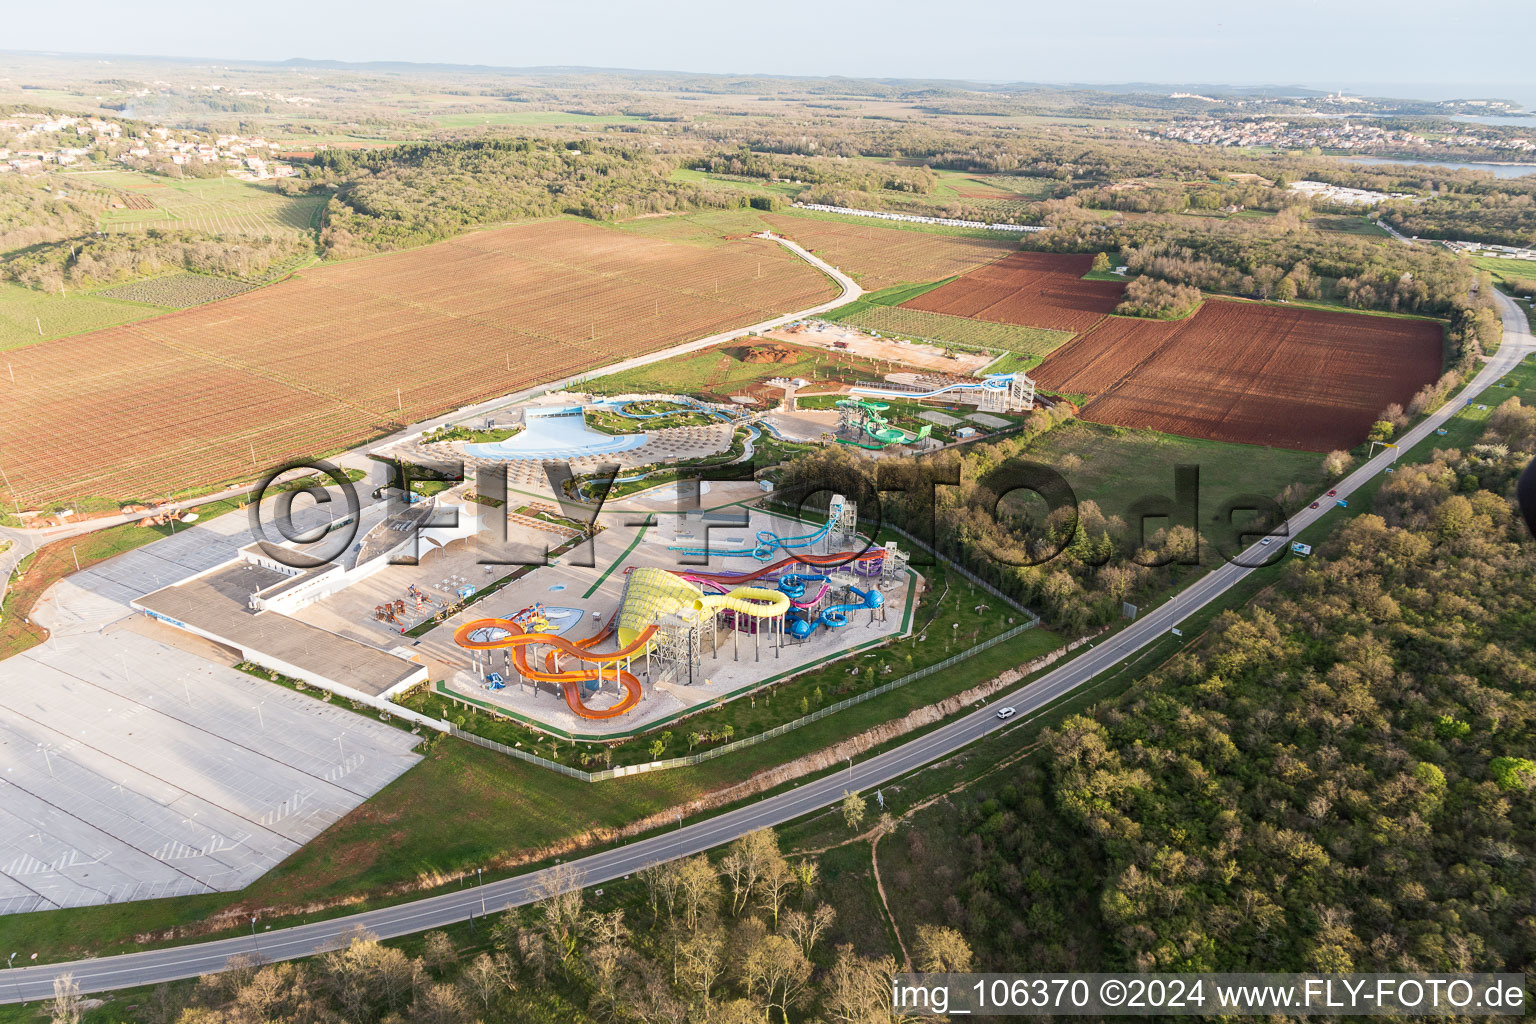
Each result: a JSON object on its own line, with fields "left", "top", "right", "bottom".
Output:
{"left": 465, "top": 406, "right": 649, "bottom": 460}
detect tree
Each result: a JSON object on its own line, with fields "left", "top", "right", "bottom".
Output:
{"left": 1367, "top": 420, "right": 1396, "bottom": 443}
{"left": 914, "top": 924, "right": 973, "bottom": 972}
{"left": 677, "top": 854, "right": 723, "bottom": 930}
{"left": 1091, "top": 251, "right": 1111, "bottom": 273}
{"left": 421, "top": 930, "right": 456, "bottom": 974}
{"left": 742, "top": 933, "right": 812, "bottom": 1024}
{"left": 584, "top": 909, "right": 629, "bottom": 1008}
{"left": 677, "top": 929, "right": 727, "bottom": 1012}
{"left": 840, "top": 789, "right": 868, "bottom": 831}
{"left": 1322, "top": 449, "right": 1353, "bottom": 476}
{"left": 459, "top": 953, "right": 503, "bottom": 1011}
{"left": 721, "top": 829, "right": 780, "bottom": 916}
{"left": 756, "top": 855, "right": 798, "bottom": 926}
{"left": 530, "top": 862, "right": 586, "bottom": 964}
{"left": 783, "top": 903, "right": 838, "bottom": 957}
{"left": 639, "top": 859, "right": 682, "bottom": 924}
{"left": 50, "top": 974, "right": 83, "bottom": 1024}
{"left": 410, "top": 982, "right": 468, "bottom": 1024}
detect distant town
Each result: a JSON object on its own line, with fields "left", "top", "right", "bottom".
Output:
{"left": 0, "top": 111, "right": 297, "bottom": 179}
{"left": 1157, "top": 117, "right": 1536, "bottom": 160}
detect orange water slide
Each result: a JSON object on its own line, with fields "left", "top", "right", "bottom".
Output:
{"left": 453, "top": 618, "right": 659, "bottom": 719}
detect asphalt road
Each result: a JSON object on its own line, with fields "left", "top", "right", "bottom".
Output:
{"left": 3, "top": 292, "right": 1530, "bottom": 1002}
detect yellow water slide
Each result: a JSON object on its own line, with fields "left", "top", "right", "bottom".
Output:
{"left": 695, "top": 586, "right": 790, "bottom": 620}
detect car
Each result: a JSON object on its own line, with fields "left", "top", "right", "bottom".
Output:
{"left": 1259, "top": 537, "right": 1273, "bottom": 545}
{"left": 995, "top": 706, "right": 1017, "bottom": 721}
{"left": 1310, "top": 502, "right": 1320, "bottom": 509}
{"left": 1328, "top": 489, "right": 1337, "bottom": 496}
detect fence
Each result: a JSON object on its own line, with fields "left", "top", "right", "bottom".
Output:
{"left": 442, "top": 619, "right": 1036, "bottom": 782}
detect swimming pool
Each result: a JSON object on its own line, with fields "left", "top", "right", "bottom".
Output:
{"left": 465, "top": 406, "right": 649, "bottom": 460}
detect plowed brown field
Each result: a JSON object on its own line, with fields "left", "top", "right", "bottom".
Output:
{"left": 1, "top": 220, "right": 836, "bottom": 506}
{"left": 1033, "top": 300, "right": 1444, "bottom": 450}
{"left": 900, "top": 251, "right": 1125, "bottom": 333}
{"left": 763, "top": 215, "right": 1014, "bottom": 291}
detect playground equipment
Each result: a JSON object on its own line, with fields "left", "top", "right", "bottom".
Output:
{"left": 510, "top": 602, "right": 550, "bottom": 632}
{"left": 835, "top": 398, "right": 934, "bottom": 448}
{"left": 849, "top": 371, "right": 1036, "bottom": 414}
{"left": 668, "top": 495, "right": 859, "bottom": 561}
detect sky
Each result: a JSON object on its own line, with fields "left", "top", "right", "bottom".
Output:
{"left": 7, "top": 0, "right": 1533, "bottom": 108}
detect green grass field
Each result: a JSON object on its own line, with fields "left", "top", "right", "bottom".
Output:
{"left": 670, "top": 167, "right": 805, "bottom": 199}
{"left": 0, "top": 281, "right": 169, "bottom": 351}
{"left": 83, "top": 169, "right": 327, "bottom": 237}
{"left": 1021, "top": 419, "right": 1328, "bottom": 530}
{"left": 579, "top": 339, "right": 891, "bottom": 398}
{"left": 607, "top": 206, "right": 774, "bottom": 247}
{"left": 1311, "top": 214, "right": 1390, "bottom": 238}
{"left": 97, "top": 272, "right": 253, "bottom": 308}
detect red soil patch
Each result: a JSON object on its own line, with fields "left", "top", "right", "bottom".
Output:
{"left": 900, "top": 251, "right": 1125, "bottom": 333}
{"left": 1032, "top": 300, "right": 1444, "bottom": 451}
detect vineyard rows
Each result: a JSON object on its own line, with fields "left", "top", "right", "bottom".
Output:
{"left": 829, "top": 304, "right": 1074, "bottom": 358}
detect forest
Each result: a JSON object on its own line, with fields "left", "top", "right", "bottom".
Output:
{"left": 68, "top": 829, "right": 964, "bottom": 1024}
{"left": 882, "top": 401, "right": 1536, "bottom": 976}
{"left": 311, "top": 140, "right": 748, "bottom": 257}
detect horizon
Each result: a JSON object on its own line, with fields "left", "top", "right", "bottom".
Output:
{"left": 5, "top": 48, "right": 1534, "bottom": 114}
{"left": 3, "top": 0, "right": 1531, "bottom": 109}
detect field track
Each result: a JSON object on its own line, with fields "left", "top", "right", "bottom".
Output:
{"left": 900, "top": 251, "right": 1125, "bottom": 332}
{"left": 0, "top": 221, "right": 836, "bottom": 505}
{"left": 1033, "top": 300, "right": 1445, "bottom": 450}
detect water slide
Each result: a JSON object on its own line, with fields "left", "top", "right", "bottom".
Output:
{"left": 788, "top": 583, "right": 884, "bottom": 638}
{"left": 674, "top": 550, "right": 880, "bottom": 589}
{"left": 777, "top": 573, "right": 832, "bottom": 609}
{"left": 454, "top": 581, "right": 791, "bottom": 716}
{"left": 668, "top": 496, "right": 846, "bottom": 561}
{"left": 850, "top": 372, "right": 1026, "bottom": 403}
{"left": 454, "top": 618, "right": 659, "bottom": 719}
{"left": 835, "top": 398, "right": 933, "bottom": 447}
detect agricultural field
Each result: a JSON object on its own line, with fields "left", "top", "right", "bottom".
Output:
{"left": 0, "top": 219, "right": 837, "bottom": 507}
{"left": 97, "top": 273, "right": 253, "bottom": 308}
{"left": 581, "top": 339, "right": 903, "bottom": 401}
{"left": 901, "top": 251, "right": 1126, "bottom": 333}
{"left": 1032, "top": 299, "right": 1445, "bottom": 451}
{"left": 827, "top": 304, "right": 1074, "bottom": 366}
{"left": 85, "top": 170, "right": 327, "bottom": 237}
{"left": 763, "top": 213, "right": 1014, "bottom": 290}
{"left": 0, "top": 282, "right": 170, "bottom": 350}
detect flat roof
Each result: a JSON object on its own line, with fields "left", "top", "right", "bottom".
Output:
{"left": 135, "top": 561, "right": 421, "bottom": 697}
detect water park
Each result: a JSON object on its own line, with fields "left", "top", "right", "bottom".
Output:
{"left": 438, "top": 494, "right": 916, "bottom": 735}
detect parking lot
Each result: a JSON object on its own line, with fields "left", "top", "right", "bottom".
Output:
{"left": 0, "top": 494, "right": 422, "bottom": 915}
